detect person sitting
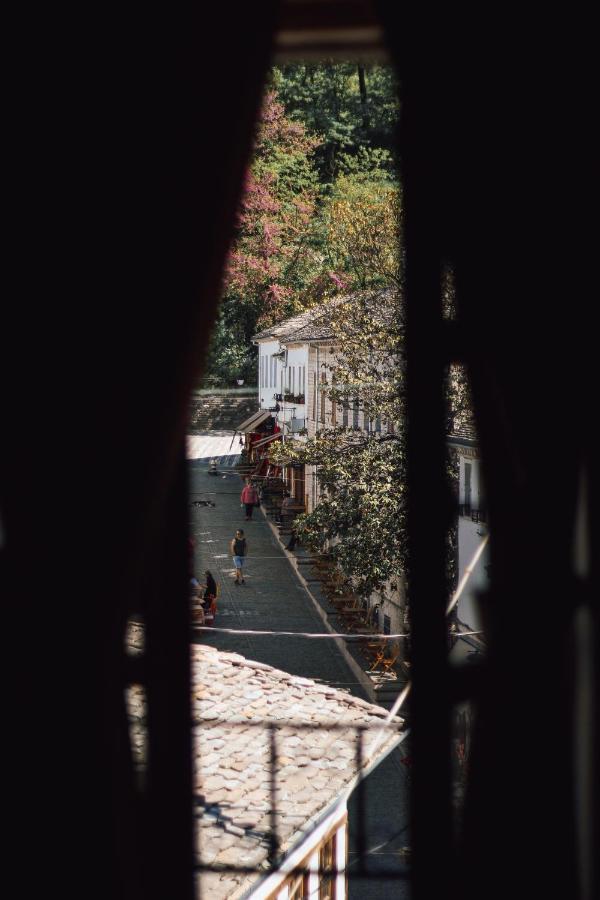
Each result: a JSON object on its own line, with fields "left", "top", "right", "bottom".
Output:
{"left": 201, "top": 570, "right": 218, "bottom": 610}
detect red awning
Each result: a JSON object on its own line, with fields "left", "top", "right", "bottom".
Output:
{"left": 253, "top": 432, "right": 283, "bottom": 450}
{"left": 235, "top": 409, "right": 272, "bottom": 433}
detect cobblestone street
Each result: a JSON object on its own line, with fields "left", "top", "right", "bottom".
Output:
{"left": 189, "top": 457, "right": 410, "bottom": 898}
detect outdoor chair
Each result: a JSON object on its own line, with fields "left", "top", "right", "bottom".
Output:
{"left": 346, "top": 615, "right": 379, "bottom": 635}
{"left": 335, "top": 597, "right": 362, "bottom": 616}
{"left": 328, "top": 590, "right": 357, "bottom": 607}
{"left": 368, "top": 642, "right": 401, "bottom": 674}
{"left": 190, "top": 604, "right": 205, "bottom": 626}
{"left": 359, "top": 639, "right": 385, "bottom": 666}
{"left": 355, "top": 634, "right": 389, "bottom": 668}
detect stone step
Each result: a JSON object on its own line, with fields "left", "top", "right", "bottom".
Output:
{"left": 188, "top": 394, "right": 258, "bottom": 433}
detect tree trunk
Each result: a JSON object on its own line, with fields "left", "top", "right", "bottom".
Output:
{"left": 357, "top": 64, "right": 370, "bottom": 130}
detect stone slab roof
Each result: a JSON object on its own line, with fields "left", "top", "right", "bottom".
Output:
{"left": 252, "top": 289, "right": 400, "bottom": 345}
{"left": 127, "top": 630, "right": 403, "bottom": 900}
{"left": 448, "top": 409, "right": 478, "bottom": 446}
{"left": 252, "top": 305, "right": 328, "bottom": 343}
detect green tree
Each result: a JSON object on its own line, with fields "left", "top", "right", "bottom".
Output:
{"left": 323, "top": 169, "right": 402, "bottom": 291}
{"left": 273, "top": 63, "right": 400, "bottom": 182}
{"left": 270, "top": 284, "right": 462, "bottom": 601}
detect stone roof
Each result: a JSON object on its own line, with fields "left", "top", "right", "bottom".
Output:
{"left": 448, "top": 409, "right": 478, "bottom": 446}
{"left": 127, "top": 630, "right": 403, "bottom": 900}
{"left": 252, "top": 289, "right": 400, "bottom": 345}
{"left": 252, "top": 305, "right": 329, "bottom": 343}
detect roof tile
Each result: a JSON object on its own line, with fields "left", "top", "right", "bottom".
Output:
{"left": 127, "top": 635, "right": 403, "bottom": 899}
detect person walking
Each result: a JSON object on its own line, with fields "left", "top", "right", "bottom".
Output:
{"left": 240, "top": 478, "right": 259, "bottom": 520}
{"left": 230, "top": 529, "right": 248, "bottom": 584}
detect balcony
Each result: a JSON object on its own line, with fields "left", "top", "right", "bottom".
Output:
{"left": 283, "top": 392, "right": 305, "bottom": 404}
{"left": 458, "top": 504, "right": 487, "bottom": 523}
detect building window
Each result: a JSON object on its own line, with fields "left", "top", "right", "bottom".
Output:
{"left": 292, "top": 366, "right": 295, "bottom": 395}
{"left": 320, "top": 373, "right": 326, "bottom": 424}
{"left": 352, "top": 398, "right": 359, "bottom": 430}
{"left": 342, "top": 403, "right": 348, "bottom": 428}
{"left": 289, "top": 871, "right": 309, "bottom": 900}
{"left": 375, "top": 416, "right": 382, "bottom": 433}
{"left": 464, "top": 461, "right": 472, "bottom": 513}
{"left": 312, "top": 372, "right": 317, "bottom": 420}
{"left": 319, "top": 832, "right": 337, "bottom": 899}
{"left": 383, "top": 615, "right": 391, "bottom": 635}
{"left": 331, "top": 376, "right": 337, "bottom": 425}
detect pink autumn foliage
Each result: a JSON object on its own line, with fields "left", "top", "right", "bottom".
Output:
{"left": 328, "top": 271, "right": 348, "bottom": 290}
{"left": 223, "top": 87, "right": 319, "bottom": 323}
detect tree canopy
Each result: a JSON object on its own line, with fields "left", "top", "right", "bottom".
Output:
{"left": 202, "top": 63, "right": 401, "bottom": 388}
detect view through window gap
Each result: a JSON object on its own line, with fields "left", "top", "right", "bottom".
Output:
{"left": 179, "top": 55, "right": 487, "bottom": 900}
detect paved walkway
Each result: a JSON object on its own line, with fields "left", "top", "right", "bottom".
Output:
{"left": 189, "top": 458, "right": 411, "bottom": 898}
{"left": 186, "top": 431, "right": 240, "bottom": 466}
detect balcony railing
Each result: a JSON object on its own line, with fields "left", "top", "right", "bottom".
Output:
{"left": 458, "top": 504, "right": 487, "bottom": 523}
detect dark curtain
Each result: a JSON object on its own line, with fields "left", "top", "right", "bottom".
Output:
{"left": 380, "top": 7, "right": 596, "bottom": 900}
{"left": 3, "top": 8, "right": 279, "bottom": 899}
